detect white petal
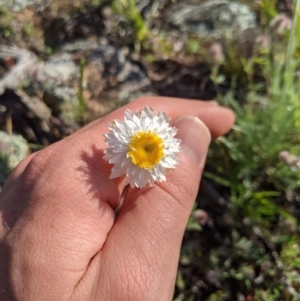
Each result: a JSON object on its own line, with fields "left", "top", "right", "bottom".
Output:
{"left": 108, "top": 153, "right": 125, "bottom": 164}
{"left": 121, "top": 157, "right": 131, "bottom": 167}
{"left": 110, "top": 164, "right": 128, "bottom": 179}
{"left": 139, "top": 170, "right": 150, "bottom": 188}
{"left": 126, "top": 163, "right": 135, "bottom": 176}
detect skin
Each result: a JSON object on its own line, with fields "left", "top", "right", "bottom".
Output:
{"left": 0, "top": 96, "right": 235, "bottom": 301}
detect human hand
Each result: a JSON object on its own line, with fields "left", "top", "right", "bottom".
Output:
{"left": 0, "top": 96, "right": 234, "bottom": 301}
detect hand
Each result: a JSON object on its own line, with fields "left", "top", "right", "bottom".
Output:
{"left": 0, "top": 97, "right": 234, "bottom": 301}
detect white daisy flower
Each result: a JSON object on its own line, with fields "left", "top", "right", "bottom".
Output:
{"left": 103, "top": 106, "right": 181, "bottom": 188}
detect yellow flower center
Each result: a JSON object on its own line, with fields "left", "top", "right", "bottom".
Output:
{"left": 128, "top": 131, "right": 164, "bottom": 169}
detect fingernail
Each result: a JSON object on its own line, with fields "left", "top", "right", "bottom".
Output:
{"left": 173, "top": 116, "right": 211, "bottom": 166}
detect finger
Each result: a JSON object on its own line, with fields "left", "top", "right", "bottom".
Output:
{"left": 94, "top": 116, "right": 211, "bottom": 301}
{"left": 79, "top": 97, "right": 234, "bottom": 139}
{"left": 77, "top": 97, "right": 220, "bottom": 136}
{"left": 131, "top": 96, "right": 220, "bottom": 107}
{"left": 100, "top": 96, "right": 235, "bottom": 139}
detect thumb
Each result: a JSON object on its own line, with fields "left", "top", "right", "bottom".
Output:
{"left": 97, "top": 116, "right": 211, "bottom": 301}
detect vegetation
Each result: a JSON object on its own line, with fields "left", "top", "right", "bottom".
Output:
{"left": 175, "top": 0, "right": 300, "bottom": 299}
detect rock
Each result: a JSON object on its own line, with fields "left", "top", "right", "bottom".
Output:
{"left": 35, "top": 53, "right": 80, "bottom": 112}
{"left": 169, "top": 0, "right": 257, "bottom": 39}
{"left": 0, "top": 131, "right": 29, "bottom": 184}
{"left": 0, "top": 0, "right": 51, "bottom": 12}
{"left": 2, "top": 41, "right": 154, "bottom": 126}
{"left": 0, "top": 46, "right": 39, "bottom": 95}
{"left": 60, "top": 40, "right": 153, "bottom": 102}
{"left": 82, "top": 43, "right": 154, "bottom": 119}
{"left": 39, "top": 40, "right": 154, "bottom": 120}
{"left": 41, "top": 53, "right": 79, "bottom": 83}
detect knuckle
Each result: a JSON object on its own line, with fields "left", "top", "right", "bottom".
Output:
{"left": 21, "top": 146, "right": 57, "bottom": 190}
